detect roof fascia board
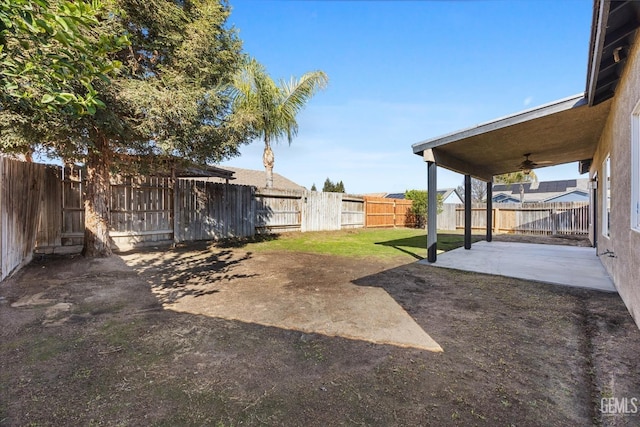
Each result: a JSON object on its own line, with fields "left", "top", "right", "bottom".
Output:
{"left": 412, "top": 94, "right": 586, "bottom": 155}
{"left": 424, "top": 148, "right": 493, "bottom": 182}
{"left": 586, "top": 0, "right": 611, "bottom": 106}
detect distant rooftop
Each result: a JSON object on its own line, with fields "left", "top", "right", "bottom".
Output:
{"left": 493, "top": 178, "right": 589, "bottom": 203}
{"left": 207, "top": 166, "right": 306, "bottom": 191}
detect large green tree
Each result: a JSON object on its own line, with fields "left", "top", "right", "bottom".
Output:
{"left": 231, "top": 58, "right": 328, "bottom": 188}
{"left": 1, "top": 0, "right": 255, "bottom": 257}
{"left": 0, "top": 0, "right": 127, "bottom": 116}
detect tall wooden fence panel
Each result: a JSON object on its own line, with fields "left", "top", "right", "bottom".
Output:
{"left": 36, "top": 165, "right": 63, "bottom": 249}
{"left": 36, "top": 168, "right": 176, "bottom": 252}
{"left": 341, "top": 195, "right": 365, "bottom": 229}
{"left": 254, "top": 190, "right": 364, "bottom": 233}
{"left": 453, "top": 202, "right": 590, "bottom": 235}
{"left": 0, "top": 158, "right": 46, "bottom": 281}
{"left": 175, "top": 180, "right": 255, "bottom": 242}
{"left": 302, "top": 191, "right": 342, "bottom": 232}
{"left": 60, "top": 167, "right": 86, "bottom": 248}
{"left": 255, "top": 189, "right": 303, "bottom": 233}
{"left": 364, "top": 197, "right": 414, "bottom": 228}
{"left": 437, "top": 204, "right": 457, "bottom": 230}
{"left": 110, "top": 175, "right": 174, "bottom": 249}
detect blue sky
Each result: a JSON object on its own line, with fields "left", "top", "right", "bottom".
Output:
{"left": 221, "top": 0, "right": 594, "bottom": 194}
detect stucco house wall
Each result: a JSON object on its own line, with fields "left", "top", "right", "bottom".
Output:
{"left": 591, "top": 29, "right": 640, "bottom": 326}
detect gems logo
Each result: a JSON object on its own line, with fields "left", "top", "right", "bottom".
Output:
{"left": 600, "top": 397, "right": 639, "bottom": 415}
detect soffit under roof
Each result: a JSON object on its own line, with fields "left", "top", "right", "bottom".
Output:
{"left": 412, "top": 95, "right": 612, "bottom": 181}
{"left": 587, "top": 0, "right": 640, "bottom": 105}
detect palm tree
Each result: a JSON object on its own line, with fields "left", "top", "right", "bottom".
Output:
{"left": 494, "top": 171, "right": 538, "bottom": 203}
{"left": 231, "top": 58, "right": 328, "bottom": 188}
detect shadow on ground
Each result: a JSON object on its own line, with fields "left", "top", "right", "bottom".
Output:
{"left": 120, "top": 241, "right": 258, "bottom": 304}
{"left": 375, "top": 233, "right": 485, "bottom": 259}
{"left": 353, "top": 258, "right": 640, "bottom": 427}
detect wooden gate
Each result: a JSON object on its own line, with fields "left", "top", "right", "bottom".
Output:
{"left": 301, "top": 191, "right": 342, "bottom": 232}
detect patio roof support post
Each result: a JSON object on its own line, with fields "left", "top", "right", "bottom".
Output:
{"left": 464, "top": 174, "right": 472, "bottom": 250}
{"left": 427, "top": 160, "right": 438, "bottom": 262}
{"left": 486, "top": 180, "right": 493, "bottom": 242}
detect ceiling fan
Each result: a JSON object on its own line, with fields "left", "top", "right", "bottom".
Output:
{"left": 518, "top": 153, "right": 552, "bottom": 174}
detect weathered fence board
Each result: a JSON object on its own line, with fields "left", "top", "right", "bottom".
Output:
{"left": 0, "top": 157, "right": 46, "bottom": 281}
{"left": 255, "top": 188, "right": 303, "bottom": 233}
{"left": 450, "top": 202, "right": 590, "bottom": 235}
{"left": 37, "top": 168, "right": 176, "bottom": 252}
{"left": 302, "top": 191, "right": 342, "bottom": 232}
{"left": 437, "top": 204, "right": 457, "bottom": 230}
{"left": 342, "top": 196, "right": 365, "bottom": 229}
{"left": 175, "top": 180, "right": 255, "bottom": 242}
{"left": 36, "top": 165, "right": 62, "bottom": 249}
{"left": 255, "top": 190, "right": 364, "bottom": 233}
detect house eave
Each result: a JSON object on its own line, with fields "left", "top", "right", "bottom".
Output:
{"left": 411, "top": 95, "right": 611, "bottom": 181}
{"left": 412, "top": 94, "right": 587, "bottom": 156}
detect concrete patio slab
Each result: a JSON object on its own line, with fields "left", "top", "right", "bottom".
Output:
{"left": 420, "top": 241, "right": 616, "bottom": 292}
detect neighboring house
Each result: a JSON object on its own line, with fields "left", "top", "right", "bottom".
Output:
{"left": 412, "top": 0, "right": 640, "bottom": 328}
{"left": 492, "top": 179, "right": 590, "bottom": 203}
{"left": 382, "top": 188, "right": 463, "bottom": 204}
{"left": 438, "top": 188, "right": 464, "bottom": 204}
{"left": 207, "top": 166, "right": 306, "bottom": 191}
{"left": 492, "top": 193, "right": 521, "bottom": 204}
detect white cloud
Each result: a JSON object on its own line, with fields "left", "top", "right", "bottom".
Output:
{"left": 523, "top": 96, "right": 533, "bottom": 106}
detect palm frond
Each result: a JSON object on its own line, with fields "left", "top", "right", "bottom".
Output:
{"left": 230, "top": 58, "right": 327, "bottom": 145}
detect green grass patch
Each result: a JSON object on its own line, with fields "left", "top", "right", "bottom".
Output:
{"left": 245, "top": 228, "right": 484, "bottom": 260}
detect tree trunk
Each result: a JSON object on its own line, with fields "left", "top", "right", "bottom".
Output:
{"left": 263, "top": 138, "right": 275, "bottom": 188}
{"left": 519, "top": 183, "right": 524, "bottom": 203}
{"left": 82, "top": 132, "right": 112, "bottom": 257}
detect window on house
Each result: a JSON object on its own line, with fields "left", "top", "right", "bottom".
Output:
{"left": 632, "top": 100, "right": 640, "bottom": 231}
{"left": 603, "top": 155, "right": 611, "bottom": 238}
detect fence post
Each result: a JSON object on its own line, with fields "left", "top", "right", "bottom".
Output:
{"left": 363, "top": 198, "right": 367, "bottom": 228}
{"left": 551, "top": 207, "right": 557, "bottom": 235}
{"left": 393, "top": 199, "right": 397, "bottom": 228}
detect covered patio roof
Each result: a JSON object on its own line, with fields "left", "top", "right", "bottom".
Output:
{"left": 411, "top": 95, "right": 612, "bottom": 182}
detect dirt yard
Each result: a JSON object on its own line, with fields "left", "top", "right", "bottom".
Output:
{"left": 1, "top": 234, "right": 639, "bottom": 426}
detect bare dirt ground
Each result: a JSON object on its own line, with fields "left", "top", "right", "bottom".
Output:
{"left": 1, "top": 234, "right": 639, "bottom": 426}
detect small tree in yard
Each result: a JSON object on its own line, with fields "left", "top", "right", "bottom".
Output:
{"left": 1, "top": 0, "right": 255, "bottom": 257}
{"left": 404, "top": 190, "right": 443, "bottom": 228}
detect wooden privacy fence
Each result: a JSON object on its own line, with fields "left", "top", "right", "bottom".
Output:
{"left": 0, "top": 157, "right": 48, "bottom": 281}
{"left": 35, "top": 168, "right": 368, "bottom": 252}
{"left": 364, "top": 197, "right": 415, "bottom": 228}
{"left": 175, "top": 180, "right": 255, "bottom": 241}
{"left": 37, "top": 168, "right": 175, "bottom": 252}
{"left": 175, "top": 184, "right": 366, "bottom": 238}
{"left": 449, "top": 202, "right": 590, "bottom": 235}
{"left": 254, "top": 189, "right": 364, "bottom": 233}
